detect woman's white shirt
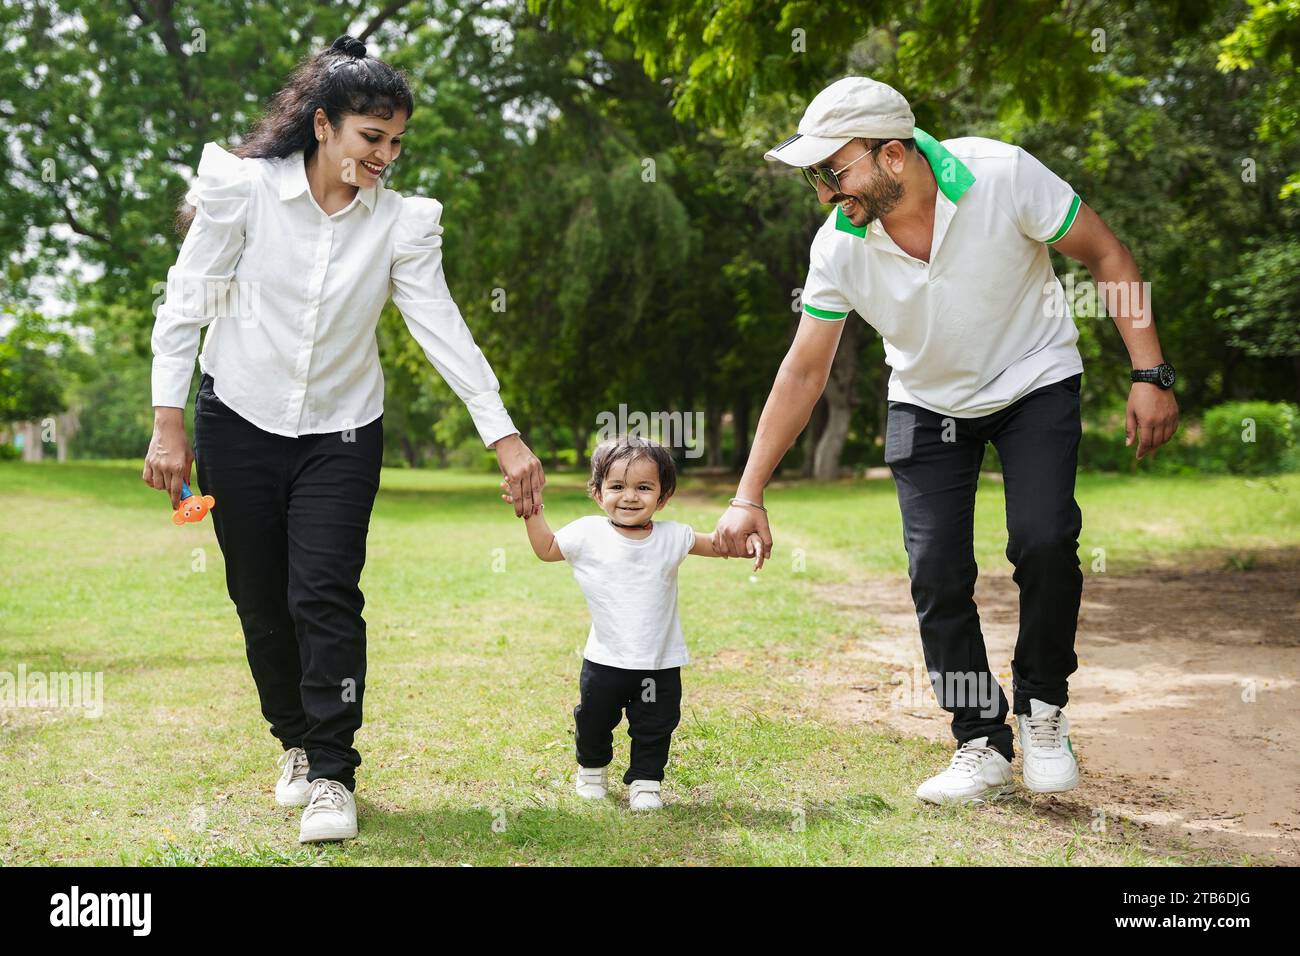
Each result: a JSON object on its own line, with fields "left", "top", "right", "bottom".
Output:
{"left": 151, "top": 141, "right": 517, "bottom": 445}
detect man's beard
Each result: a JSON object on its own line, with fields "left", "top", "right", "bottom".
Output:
{"left": 834, "top": 167, "right": 904, "bottom": 225}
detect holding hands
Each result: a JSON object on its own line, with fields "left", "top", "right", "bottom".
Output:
{"left": 712, "top": 498, "right": 773, "bottom": 565}
{"left": 494, "top": 433, "right": 545, "bottom": 516}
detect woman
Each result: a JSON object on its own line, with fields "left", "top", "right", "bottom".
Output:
{"left": 142, "top": 35, "right": 545, "bottom": 843}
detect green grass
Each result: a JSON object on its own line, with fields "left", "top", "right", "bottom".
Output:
{"left": 2, "top": 460, "right": 1298, "bottom": 866}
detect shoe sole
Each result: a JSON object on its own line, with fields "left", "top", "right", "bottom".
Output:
{"left": 917, "top": 783, "right": 1014, "bottom": 806}
{"left": 276, "top": 793, "right": 310, "bottom": 808}
{"left": 299, "top": 825, "right": 358, "bottom": 843}
{"left": 1023, "top": 772, "right": 1080, "bottom": 794}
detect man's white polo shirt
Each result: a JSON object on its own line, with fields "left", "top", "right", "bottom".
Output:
{"left": 800, "top": 130, "right": 1084, "bottom": 418}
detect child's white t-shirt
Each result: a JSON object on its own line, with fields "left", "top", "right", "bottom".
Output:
{"left": 552, "top": 515, "right": 696, "bottom": 670}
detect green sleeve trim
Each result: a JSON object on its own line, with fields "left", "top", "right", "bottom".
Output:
{"left": 804, "top": 304, "right": 848, "bottom": 321}
{"left": 1046, "top": 194, "right": 1081, "bottom": 244}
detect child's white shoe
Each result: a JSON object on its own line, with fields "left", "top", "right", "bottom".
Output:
{"left": 575, "top": 766, "right": 609, "bottom": 799}
{"left": 628, "top": 780, "right": 662, "bottom": 810}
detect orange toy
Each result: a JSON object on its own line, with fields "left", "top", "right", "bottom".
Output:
{"left": 172, "top": 479, "right": 216, "bottom": 525}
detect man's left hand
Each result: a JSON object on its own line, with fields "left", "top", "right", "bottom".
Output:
{"left": 1126, "top": 383, "right": 1179, "bottom": 459}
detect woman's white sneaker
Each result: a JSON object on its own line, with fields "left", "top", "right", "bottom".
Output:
{"left": 575, "top": 766, "right": 609, "bottom": 799}
{"left": 628, "top": 780, "right": 662, "bottom": 810}
{"left": 1017, "top": 699, "right": 1079, "bottom": 793}
{"left": 274, "top": 747, "right": 311, "bottom": 807}
{"left": 298, "top": 779, "right": 358, "bottom": 843}
{"left": 915, "top": 737, "right": 1014, "bottom": 805}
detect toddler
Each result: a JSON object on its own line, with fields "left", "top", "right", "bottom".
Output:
{"left": 502, "top": 435, "right": 762, "bottom": 809}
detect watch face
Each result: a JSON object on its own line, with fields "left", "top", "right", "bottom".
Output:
{"left": 1159, "top": 365, "right": 1176, "bottom": 388}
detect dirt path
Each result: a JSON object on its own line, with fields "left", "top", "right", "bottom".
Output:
{"left": 812, "top": 550, "right": 1300, "bottom": 864}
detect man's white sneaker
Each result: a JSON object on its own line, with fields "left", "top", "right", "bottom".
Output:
{"left": 1018, "top": 699, "right": 1079, "bottom": 793}
{"left": 298, "top": 779, "right": 358, "bottom": 843}
{"left": 628, "top": 780, "right": 662, "bottom": 811}
{"left": 274, "top": 747, "right": 311, "bottom": 807}
{"left": 575, "top": 766, "right": 609, "bottom": 799}
{"left": 915, "top": 736, "right": 1014, "bottom": 805}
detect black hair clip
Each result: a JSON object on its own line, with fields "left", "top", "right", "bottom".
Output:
{"left": 327, "top": 34, "right": 367, "bottom": 72}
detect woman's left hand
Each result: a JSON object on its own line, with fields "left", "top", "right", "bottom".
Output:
{"left": 494, "top": 433, "right": 545, "bottom": 516}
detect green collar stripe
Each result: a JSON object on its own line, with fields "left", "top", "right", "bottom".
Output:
{"left": 834, "top": 206, "right": 866, "bottom": 237}
{"left": 914, "top": 128, "right": 976, "bottom": 204}
{"left": 1046, "top": 194, "right": 1082, "bottom": 244}
{"left": 832, "top": 129, "right": 975, "bottom": 237}
{"left": 804, "top": 304, "right": 848, "bottom": 321}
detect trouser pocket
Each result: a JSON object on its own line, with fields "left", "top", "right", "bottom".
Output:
{"left": 884, "top": 403, "right": 917, "bottom": 465}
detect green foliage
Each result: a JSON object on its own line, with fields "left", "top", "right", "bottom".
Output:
{"left": 1214, "top": 237, "right": 1300, "bottom": 359}
{"left": 3, "top": 0, "right": 1297, "bottom": 471}
{"left": 66, "top": 328, "right": 155, "bottom": 460}
{"left": 1200, "top": 400, "right": 1299, "bottom": 473}
{"left": 1077, "top": 424, "right": 1205, "bottom": 474}
{"left": 535, "top": 0, "right": 1168, "bottom": 127}
{"left": 0, "top": 308, "right": 76, "bottom": 422}
{"left": 1218, "top": 0, "right": 1300, "bottom": 199}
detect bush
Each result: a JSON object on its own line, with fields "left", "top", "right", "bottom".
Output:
{"left": 1076, "top": 425, "right": 1202, "bottom": 474}
{"left": 1077, "top": 427, "right": 1133, "bottom": 473}
{"left": 1199, "top": 401, "right": 1299, "bottom": 475}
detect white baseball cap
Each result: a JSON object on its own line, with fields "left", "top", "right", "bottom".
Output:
{"left": 764, "top": 77, "right": 915, "bottom": 168}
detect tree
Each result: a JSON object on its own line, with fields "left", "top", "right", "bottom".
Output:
{"left": 0, "top": 308, "right": 76, "bottom": 423}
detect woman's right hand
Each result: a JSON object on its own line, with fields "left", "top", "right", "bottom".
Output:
{"left": 143, "top": 407, "right": 195, "bottom": 509}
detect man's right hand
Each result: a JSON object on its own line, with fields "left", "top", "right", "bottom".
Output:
{"left": 713, "top": 504, "right": 773, "bottom": 561}
{"left": 143, "top": 407, "right": 195, "bottom": 510}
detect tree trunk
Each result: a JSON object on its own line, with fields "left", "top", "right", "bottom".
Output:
{"left": 813, "top": 315, "right": 859, "bottom": 479}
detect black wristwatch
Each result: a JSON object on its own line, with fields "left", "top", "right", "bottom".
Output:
{"left": 1131, "top": 363, "right": 1176, "bottom": 390}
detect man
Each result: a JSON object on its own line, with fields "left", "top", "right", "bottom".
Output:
{"left": 713, "top": 77, "right": 1178, "bottom": 803}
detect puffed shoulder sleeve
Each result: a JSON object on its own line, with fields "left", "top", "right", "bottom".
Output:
{"left": 150, "top": 142, "right": 253, "bottom": 408}
{"left": 390, "top": 195, "right": 519, "bottom": 448}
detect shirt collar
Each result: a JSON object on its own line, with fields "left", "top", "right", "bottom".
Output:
{"left": 833, "top": 127, "right": 975, "bottom": 238}
{"left": 279, "top": 149, "right": 376, "bottom": 212}
{"left": 913, "top": 128, "right": 975, "bottom": 204}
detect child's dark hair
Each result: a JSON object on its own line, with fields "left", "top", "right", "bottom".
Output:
{"left": 587, "top": 435, "right": 677, "bottom": 503}
{"left": 175, "top": 34, "right": 414, "bottom": 236}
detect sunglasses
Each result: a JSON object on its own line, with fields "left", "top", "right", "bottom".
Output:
{"left": 801, "top": 141, "right": 890, "bottom": 193}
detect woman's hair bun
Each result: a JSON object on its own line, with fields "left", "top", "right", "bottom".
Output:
{"left": 329, "top": 35, "right": 367, "bottom": 59}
